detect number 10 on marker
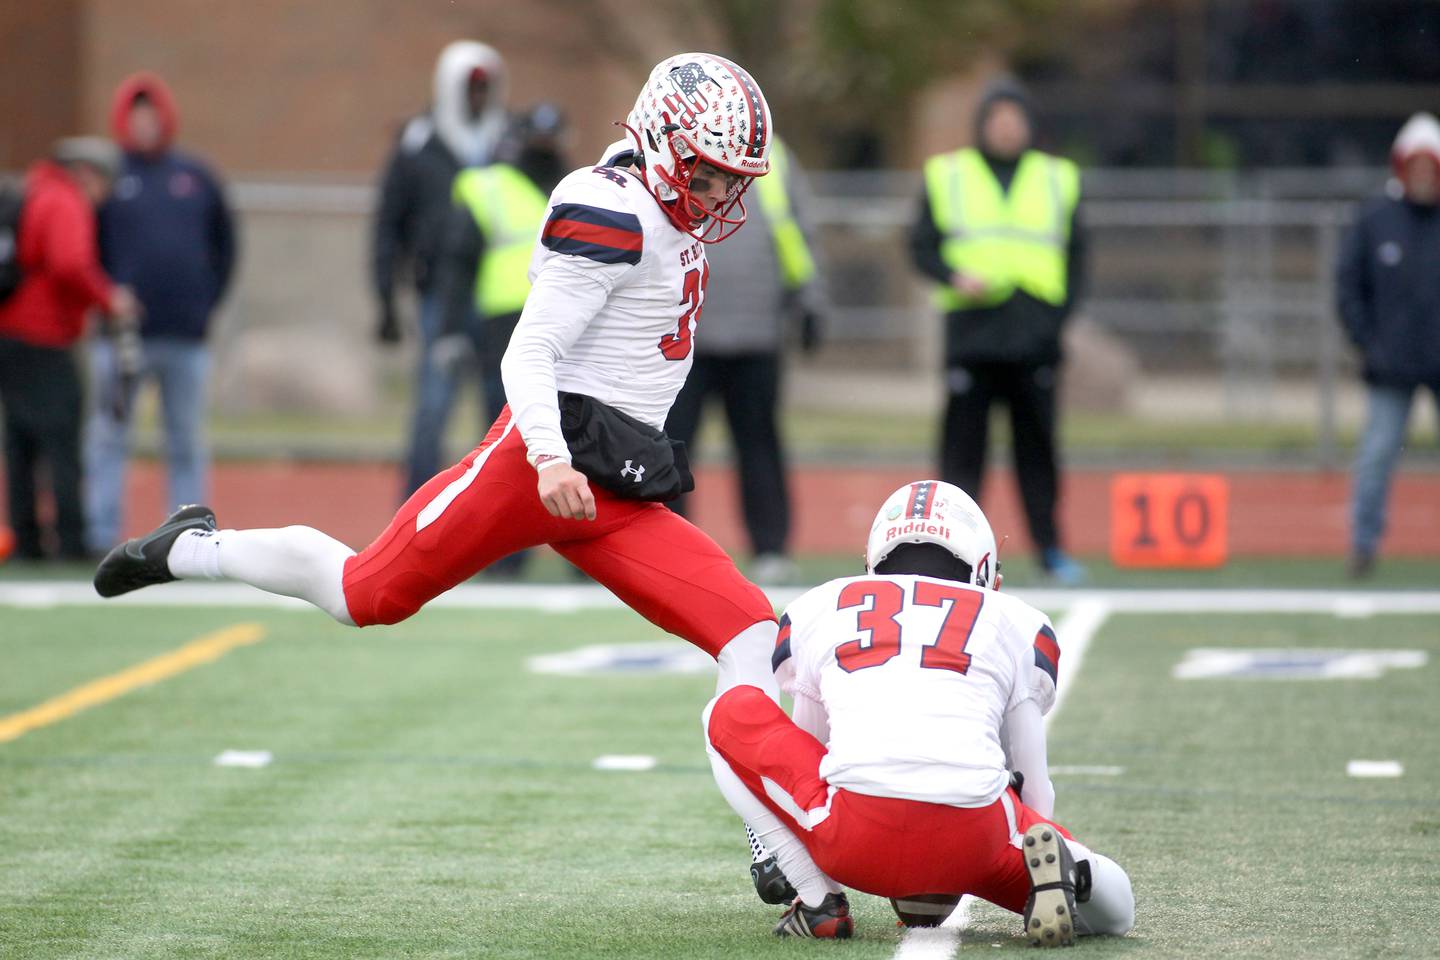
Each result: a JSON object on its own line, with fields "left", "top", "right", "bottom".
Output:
{"left": 1109, "top": 473, "right": 1229, "bottom": 568}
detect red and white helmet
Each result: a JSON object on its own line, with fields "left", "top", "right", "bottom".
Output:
{"left": 621, "top": 52, "right": 772, "bottom": 242}
{"left": 864, "top": 480, "right": 1000, "bottom": 590}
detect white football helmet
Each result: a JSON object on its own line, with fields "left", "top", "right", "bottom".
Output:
{"left": 864, "top": 480, "right": 1001, "bottom": 590}
{"left": 621, "top": 52, "right": 772, "bottom": 242}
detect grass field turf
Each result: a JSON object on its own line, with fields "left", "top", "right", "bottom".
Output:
{"left": 1, "top": 599, "right": 1436, "bottom": 958}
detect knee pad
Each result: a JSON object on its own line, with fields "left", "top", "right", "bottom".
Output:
{"left": 351, "top": 570, "right": 443, "bottom": 626}
{"left": 713, "top": 684, "right": 775, "bottom": 728}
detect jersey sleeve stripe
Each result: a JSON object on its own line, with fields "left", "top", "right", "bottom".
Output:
{"left": 541, "top": 231, "right": 643, "bottom": 265}
{"left": 541, "top": 217, "right": 644, "bottom": 263}
{"left": 1033, "top": 624, "right": 1061, "bottom": 685}
{"left": 771, "top": 615, "right": 793, "bottom": 671}
{"left": 541, "top": 203, "right": 644, "bottom": 265}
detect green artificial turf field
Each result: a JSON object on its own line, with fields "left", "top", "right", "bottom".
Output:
{"left": 1, "top": 596, "right": 1435, "bottom": 958}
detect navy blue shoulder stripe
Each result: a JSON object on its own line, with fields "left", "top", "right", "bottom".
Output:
{"left": 542, "top": 202, "right": 643, "bottom": 265}
{"left": 1033, "top": 624, "right": 1060, "bottom": 686}
{"left": 771, "top": 614, "right": 793, "bottom": 672}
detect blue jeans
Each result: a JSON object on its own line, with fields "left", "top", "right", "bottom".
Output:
{"left": 85, "top": 337, "right": 210, "bottom": 551}
{"left": 402, "top": 295, "right": 502, "bottom": 497}
{"left": 1350, "top": 382, "right": 1438, "bottom": 557}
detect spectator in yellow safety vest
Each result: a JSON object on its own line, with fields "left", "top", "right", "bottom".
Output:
{"left": 909, "top": 76, "right": 1087, "bottom": 585}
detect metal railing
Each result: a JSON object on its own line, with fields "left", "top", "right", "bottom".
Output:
{"left": 215, "top": 167, "right": 1387, "bottom": 463}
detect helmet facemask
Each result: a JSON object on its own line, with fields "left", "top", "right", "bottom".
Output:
{"left": 660, "top": 137, "right": 756, "bottom": 242}
{"left": 622, "top": 121, "right": 756, "bottom": 243}
{"left": 621, "top": 53, "right": 772, "bottom": 243}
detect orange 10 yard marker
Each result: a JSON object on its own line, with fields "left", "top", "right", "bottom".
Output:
{"left": 1110, "top": 474, "right": 1229, "bottom": 568}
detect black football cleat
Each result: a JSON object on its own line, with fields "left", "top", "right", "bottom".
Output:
{"left": 1022, "top": 823, "right": 1078, "bottom": 947}
{"left": 94, "top": 504, "right": 216, "bottom": 598}
{"left": 752, "top": 856, "right": 798, "bottom": 905}
{"left": 773, "top": 892, "right": 852, "bottom": 939}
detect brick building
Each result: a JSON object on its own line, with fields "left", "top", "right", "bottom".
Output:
{"left": 0, "top": 0, "right": 695, "bottom": 175}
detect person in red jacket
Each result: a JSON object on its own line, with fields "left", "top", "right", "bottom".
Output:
{"left": 0, "top": 137, "right": 138, "bottom": 561}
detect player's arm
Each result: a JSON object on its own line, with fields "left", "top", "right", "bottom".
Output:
{"left": 1001, "top": 697, "right": 1054, "bottom": 818}
{"left": 501, "top": 257, "right": 607, "bottom": 520}
{"left": 500, "top": 186, "right": 642, "bottom": 520}
{"left": 770, "top": 607, "right": 831, "bottom": 742}
{"left": 1002, "top": 612, "right": 1062, "bottom": 816}
{"left": 790, "top": 689, "right": 830, "bottom": 744}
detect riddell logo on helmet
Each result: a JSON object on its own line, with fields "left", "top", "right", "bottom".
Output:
{"left": 886, "top": 521, "right": 951, "bottom": 541}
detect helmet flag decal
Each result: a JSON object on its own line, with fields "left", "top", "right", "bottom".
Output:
{"left": 662, "top": 63, "right": 718, "bottom": 131}
{"left": 907, "top": 481, "right": 936, "bottom": 520}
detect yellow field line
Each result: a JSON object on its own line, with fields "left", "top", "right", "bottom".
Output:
{"left": 0, "top": 623, "right": 267, "bottom": 745}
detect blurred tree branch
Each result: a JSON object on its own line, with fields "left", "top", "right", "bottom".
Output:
{"left": 559, "top": 0, "right": 1061, "bottom": 163}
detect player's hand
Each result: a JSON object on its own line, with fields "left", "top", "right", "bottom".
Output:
{"left": 537, "top": 462, "right": 596, "bottom": 521}
{"left": 109, "top": 285, "right": 142, "bottom": 325}
{"left": 949, "top": 271, "right": 988, "bottom": 298}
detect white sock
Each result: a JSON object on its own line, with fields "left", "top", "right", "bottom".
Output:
{"left": 715, "top": 621, "right": 780, "bottom": 701}
{"left": 168, "top": 529, "right": 222, "bottom": 579}
{"left": 167, "top": 526, "right": 357, "bottom": 625}
{"left": 703, "top": 698, "right": 842, "bottom": 907}
{"left": 1062, "top": 839, "right": 1135, "bottom": 936}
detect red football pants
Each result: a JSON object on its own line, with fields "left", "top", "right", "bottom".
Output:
{"left": 707, "top": 685, "right": 1074, "bottom": 911}
{"left": 341, "top": 408, "right": 776, "bottom": 656}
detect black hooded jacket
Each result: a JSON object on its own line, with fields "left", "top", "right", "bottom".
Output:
{"left": 1337, "top": 191, "right": 1440, "bottom": 388}
{"left": 909, "top": 79, "right": 1086, "bottom": 368}
{"left": 372, "top": 118, "right": 465, "bottom": 302}
{"left": 372, "top": 42, "right": 508, "bottom": 306}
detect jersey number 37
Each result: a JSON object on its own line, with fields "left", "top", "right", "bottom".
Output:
{"left": 835, "top": 580, "right": 983, "bottom": 675}
{"left": 659, "top": 264, "right": 709, "bottom": 361}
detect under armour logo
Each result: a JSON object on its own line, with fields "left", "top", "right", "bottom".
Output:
{"left": 620, "top": 460, "right": 646, "bottom": 483}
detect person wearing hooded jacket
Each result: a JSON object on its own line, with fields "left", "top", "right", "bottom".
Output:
{"left": 1336, "top": 112, "right": 1440, "bottom": 579}
{"left": 0, "top": 138, "right": 138, "bottom": 560}
{"left": 85, "top": 72, "right": 235, "bottom": 554}
{"left": 910, "top": 76, "right": 1087, "bottom": 585}
{"left": 371, "top": 40, "right": 508, "bottom": 497}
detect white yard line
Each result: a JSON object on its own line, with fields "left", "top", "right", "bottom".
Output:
{"left": 1047, "top": 599, "right": 1112, "bottom": 722}
{"left": 893, "top": 898, "right": 971, "bottom": 959}
{"left": 1346, "top": 759, "right": 1404, "bottom": 778}
{"left": 5, "top": 581, "right": 1440, "bottom": 615}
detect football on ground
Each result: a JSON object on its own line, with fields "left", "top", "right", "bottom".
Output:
{"left": 890, "top": 892, "right": 962, "bottom": 927}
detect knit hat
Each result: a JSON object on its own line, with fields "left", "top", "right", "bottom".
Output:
{"left": 52, "top": 136, "right": 122, "bottom": 180}
{"left": 1390, "top": 112, "right": 1440, "bottom": 180}
{"left": 973, "top": 74, "right": 1036, "bottom": 150}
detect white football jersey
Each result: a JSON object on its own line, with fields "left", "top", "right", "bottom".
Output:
{"left": 775, "top": 575, "right": 1060, "bottom": 808}
{"left": 500, "top": 158, "right": 709, "bottom": 463}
